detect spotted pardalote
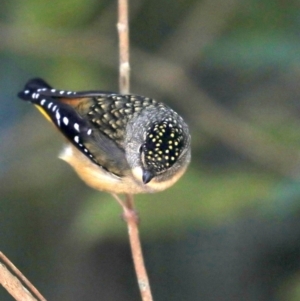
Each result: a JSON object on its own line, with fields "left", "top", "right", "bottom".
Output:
{"left": 18, "top": 78, "right": 191, "bottom": 194}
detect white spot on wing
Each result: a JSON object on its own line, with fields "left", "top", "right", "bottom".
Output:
{"left": 74, "top": 136, "right": 79, "bottom": 143}
{"left": 24, "top": 90, "right": 30, "bottom": 94}
{"left": 40, "top": 99, "right": 46, "bottom": 105}
{"left": 59, "top": 91, "right": 65, "bottom": 95}
{"left": 74, "top": 123, "right": 79, "bottom": 132}
{"left": 48, "top": 102, "right": 53, "bottom": 109}
{"left": 63, "top": 117, "right": 69, "bottom": 125}
{"left": 87, "top": 129, "right": 92, "bottom": 135}
{"left": 56, "top": 110, "right": 61, "bottom": 126}
{"left": 51, "top": 89, "right": 56, "bottom": 92}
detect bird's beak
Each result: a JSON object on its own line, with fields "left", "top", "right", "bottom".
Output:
{"left": 142, "top": 170, "right": 154, "bottom": 184}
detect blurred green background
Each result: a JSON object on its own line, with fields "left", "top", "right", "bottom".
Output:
{"left": 1, "top": 0, "right": 300, "bottom": 300}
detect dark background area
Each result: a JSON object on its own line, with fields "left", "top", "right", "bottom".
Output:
{"left": 1, "top": 0, "right": 300, "bottom": 300}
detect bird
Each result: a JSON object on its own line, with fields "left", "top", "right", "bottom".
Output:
{"left": 18, "top": 78, "right": 191, "bottom": 194}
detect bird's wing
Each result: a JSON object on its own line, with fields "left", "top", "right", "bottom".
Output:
{"left": 18, "top": 78, "right": 130, "bottom": 176}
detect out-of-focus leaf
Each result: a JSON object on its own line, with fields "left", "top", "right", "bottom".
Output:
{"left": 14, "top": 0, "right": 99, "bottom": 28}
{"left": 278, "top": 273, "right": 300, "bottom": 301}
{"left": 205, "top": 33, "right": 300, "bottom": 68}
{"left": 71, "top": 168, "right": 277, "bottom": 244}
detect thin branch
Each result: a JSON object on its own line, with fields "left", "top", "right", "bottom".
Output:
{"left": 116, "top": 1, "right": 154, "bottom": 301}
{"left": 0, "top": 252, "right": 47, "bottom": 301}
{"left": 124, "top": 195, "right": 153, "bottom": 301}
{"left": 112, "top": 194, "right": 153, "bottom": 301}
{"left": 0, "top": 259, "right": 38, "bottom": 301}
{"left": 117, "top": 0, "right": 130, "bottom": 94}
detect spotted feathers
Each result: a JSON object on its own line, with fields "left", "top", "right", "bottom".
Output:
{"left": 142, "top": 117, "right": 184, "bottom": 173}
{"left": 18, "top": 78, "right": 191, "bottom": 186}
{"left": 85, "top": 95, "right": 157, "bottom": 146}
{"left": 18, "top": 79, "right": 113, "bottom": 168}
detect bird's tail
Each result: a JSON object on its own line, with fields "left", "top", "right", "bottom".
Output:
{"left": 18, "top": 78, "right": 52, "bottom": 100}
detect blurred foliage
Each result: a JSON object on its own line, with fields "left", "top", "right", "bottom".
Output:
{"left": 73, "top": 168, "right": 277, "bottom": 243}
{"left": 1, "top": 0, "right": 300, "bottom": 300}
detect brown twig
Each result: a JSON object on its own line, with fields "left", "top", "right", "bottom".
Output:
{"left": 117, "top": 0, "right": 130, "bottom": 94}
{"left": 124, "top": 195, "right": 153, "bottom": 301}
{"left": 116, "top": 1, "right": 154, "bottom": 301}
{"left": 0, "top": 263, "right": 37, "bottom": 301}
{"left": 112, "top": 194, "right": 153, "bottom": 301}
{"left": 0, "top": 252, "right": 47, "bottom": 301}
